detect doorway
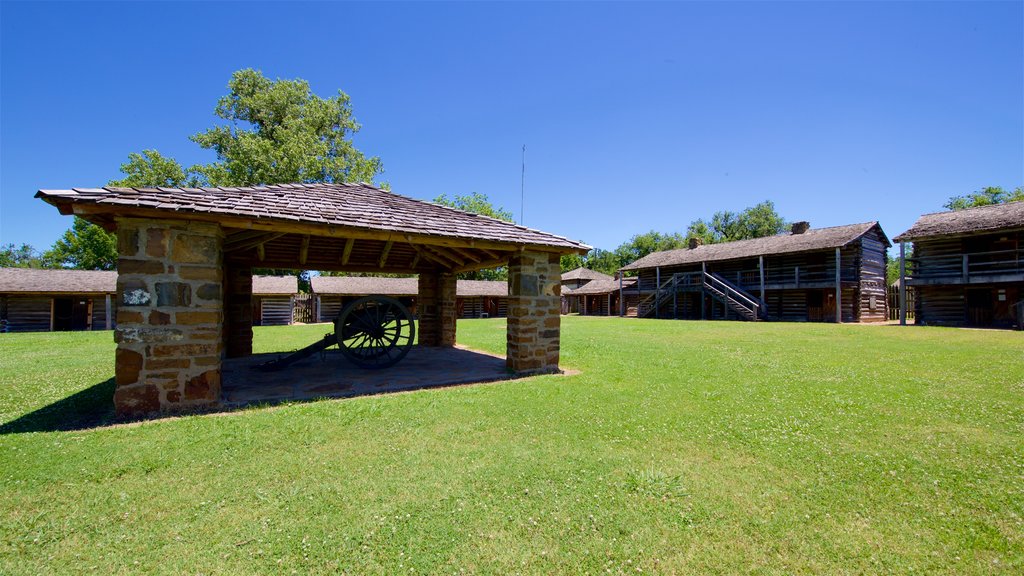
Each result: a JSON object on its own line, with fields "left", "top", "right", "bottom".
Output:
{"left": 53, "top": 297, "right": 91, "bottom": 331}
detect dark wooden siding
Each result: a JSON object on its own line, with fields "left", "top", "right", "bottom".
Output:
{"left": 257, "top": 296, "right": 293, "bottom": 326}
{"left": 2, "top": 295, "right": 52, "bottom": 332}
{"left": 858, "top": 230, "right": 889, "bottom": 322}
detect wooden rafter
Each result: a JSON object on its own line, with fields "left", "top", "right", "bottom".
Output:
{"left": 454, "top": 256, "right": 510, "bottom": 274}
{"left": 224, "top": 232, "right": 286, "bottom": 253}
{"left": 450, "top": 246, "right": 482, "bottom": 263}
{"left": 426, "top": 246, "right": 466, "bottom": 267}
{"left": 410, "top": 245, "right": 453, "bottom": 269}
{"left": 341, "top": 238, "right": 355, "bottom": 265}
{"left": 379, "top": 240, "right": 393, "bottom": 268}
{"left": 410, "top": 252, "right": 421, "bottom": 269}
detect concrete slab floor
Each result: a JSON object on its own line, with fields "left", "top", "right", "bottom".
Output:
{"left": 221, "top": 345, "right": 518, "bottom": 406}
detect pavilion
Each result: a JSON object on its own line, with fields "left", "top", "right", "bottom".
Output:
{"left": 37, "top": 182, "right": 588, "bottom": 416}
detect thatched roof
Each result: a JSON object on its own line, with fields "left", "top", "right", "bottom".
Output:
{"left": 252, "top": 275, "right": 297, "bottom": 295}
{"left": 0, "top": 268, "right": 116, "bottom": 294}
{"left": 36, "top": 183, "right": 589, "bottom": 254}
{"left": 894, "top": 201, "right": 1024, "bottom": 242}
{"left": 310, "top": 276, "right": 507, "bottom": 298}
{"left": 562, "top": 267, "right": 613, "bottom": 282}
{"left": 564, "top": 277, "right": 636, "bottom": 296}
{"left": 620, "top": 222, "right": 888, "bottom": 271}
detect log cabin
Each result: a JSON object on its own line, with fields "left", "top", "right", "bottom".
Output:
{"left": 618, "top": 221, "right": 890, "bottom": 322}
{"left": 561, "top": 267, "right": 613, "bottom": 314}
{"left": 0, "top": 267, "right": 117, "bottom": 332}
{"left": 563, "top": 276, "right": 637, "bottom": 316}
{"left": 894, "top": 201, "right": 1023, "bottom": 329}
{"left": 311, "top": 276, "right": 509, "bottom": 321}
{"left": 252, "top": 275, "right": 298, "bottom": 326}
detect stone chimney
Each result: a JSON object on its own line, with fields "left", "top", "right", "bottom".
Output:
{"left": 688, "top": 237, "right": 703, "bottom": 249}
{"left": 791, "top": 221, "right": 810, "bottom": 235}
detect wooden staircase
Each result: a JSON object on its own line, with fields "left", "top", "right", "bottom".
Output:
{"left": 637, "top": 272, "right": 763, "bottom": 321}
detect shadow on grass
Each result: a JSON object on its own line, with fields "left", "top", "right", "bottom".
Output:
{"left": 0, "top": 378, "right": 117, "bottom": 434}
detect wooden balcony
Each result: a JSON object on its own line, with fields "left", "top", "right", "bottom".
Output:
{"left": 906, "top": 248, "right": 1024, "bottom": 286}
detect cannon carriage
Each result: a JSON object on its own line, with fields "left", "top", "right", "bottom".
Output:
{"left": 257, "top": 295, "right": 416, "bottom": 371}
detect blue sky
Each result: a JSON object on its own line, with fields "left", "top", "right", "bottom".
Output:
{"left": 1, "top": 1, "right": 1021, "bottom": 257}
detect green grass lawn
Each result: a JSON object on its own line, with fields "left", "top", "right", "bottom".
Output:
{"left": 1, "top": 318, "right": 1022, "bottom": 574}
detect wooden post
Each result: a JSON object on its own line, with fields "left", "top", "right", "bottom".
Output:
{"left": 105, "top": 293, "right": 112, "bottom": 330}
{"left": 619, "top": 274, "right": 623, "bottom": 317}
{"left": 795, "top": 266, "right": 800, "bottom": 287}
{"left": 962, "top": 254, "right": 969, "bottom": 282}
{"left": 655, "top": 267, "right": 660, "bottom": 319}
{"left": 607, "top": 293, "right": 612, "bottom": 316}
{"left": 701, "top": 262, "right": 707, "bottom": 320}
{"left": 759, "top": 256, "right": 765, "bottom": 299}
{"left": 835, "top": 247, "right": 842, "bottom": 323}
{"left": 672, "top": 275, "right": 677, "bottom": 319}
{"left": 899, "top": 242, "right": 907, "bottom": 326}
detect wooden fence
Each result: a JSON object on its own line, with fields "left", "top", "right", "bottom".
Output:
{"left": 293, "top": 293, "right": 315, "bottom": 324}
{"left": 886, "top": 285, "right": 915, "bottom": 321}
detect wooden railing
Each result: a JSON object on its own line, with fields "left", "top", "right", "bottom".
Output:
{"left": 637, "top": 264, "right": 859, "bottom": 291}
{"left": 908, "top": 248, "right": 1023, "bottom": 281}
{"left": 636, "top": 272, "right": 761, "bottom": 320}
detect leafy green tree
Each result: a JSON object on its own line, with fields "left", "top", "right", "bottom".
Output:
{"left": 190, "top": 69, "right": 382, "bottom": 186}
{"left": 944, "top": 186, "right": 1024, "bottom": 210}
{"left": 685, "top": 201, "right": 787, "bottom": 244}
{"left": 42, "top": 217, "right": 117, "bottom": 270}
{"left": 108, "top": 150, "right": 195, "bottom": 187}
{"left": 0, "top": 243, "right": 44, "bottom": 268}
{"left": 433, "top": 192, "right": 516, "bottom": 222}
{"left": 560, "top": 253, "right": 586, "bottom": 273}
{"left": 586, "top": 248, "right": 626, "bottom": 276}
{"left": 614, "top": 231, "right": 687, "bottom": 266}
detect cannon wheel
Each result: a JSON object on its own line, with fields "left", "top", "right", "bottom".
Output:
{"left": 335, "top": 295, "right": 416, "bottom": 369}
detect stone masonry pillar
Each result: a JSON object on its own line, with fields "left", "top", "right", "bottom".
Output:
{"left": 507, "top": 251, "right": 562, "bottom": 374}
{"left": 224, "top": 262, "right": 253, "bottom": 358}
{"left": 418, "top": 270, "right": 457, "bottom": 347}
{"left": 113, "top": 218, "right": 224, "bottom": 417}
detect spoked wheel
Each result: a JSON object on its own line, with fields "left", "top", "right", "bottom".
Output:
{"left": 334, "top": 295, "right": 416, "bottom": 369}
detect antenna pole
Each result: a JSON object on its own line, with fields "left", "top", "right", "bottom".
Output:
{"left": 520, "top": 144, "right": 526, "bottom": 225}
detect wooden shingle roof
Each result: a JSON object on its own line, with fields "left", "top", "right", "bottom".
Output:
{"left": 310, "top": 276, "right": 508, "bottom": 298}
{"left": 36, "top": 183, "right": 589, "bottom": 254}
{"left": 620, "top": 222, "right": 888, "bottom": 271}
{"left": 0, "top": 268, "right": 116, "bottom": 294}
{"left": 894, "top": 202, "right": 1024, "bottom": 242}
{"left": 564, "top": 277, "right": 636, "bottom": 295}
{"left": 561, "top": 267, "right": 613, "bottom": 282}
{"left": 252, "top": 275, "right": 298, "bottom": 295}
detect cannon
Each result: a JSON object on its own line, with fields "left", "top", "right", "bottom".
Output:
{"left": 257, "top": 295, "right": 416, "bottom": 371}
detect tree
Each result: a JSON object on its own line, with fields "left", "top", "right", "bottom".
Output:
{"left": 108, "top": 149, "right": 195, "bottom": 187}
{"left": 0, "top": 243, "right": 43, "bottom": 268}
{"left": 560, "top": 253, "right": 586, "bottom": 273}
{"left": 944, "top": 186, "right": 1024, "bottom": 211}
{"left": 42, "top": 217, "right": 117, "bottom": 270}
{"left": 190, "top": 68, "right": 382, "bottom": 186}
{"left": 614, "top": 231, "right": 687, "bottom": 266}
{"left": 433, "top": 192, "right": 516, "bottom": 222}
{"left": 685, "top": 201, "right": 787, "bottom": 244}
{"left": 432, "top": 192, "right": 514, "bottom": 281}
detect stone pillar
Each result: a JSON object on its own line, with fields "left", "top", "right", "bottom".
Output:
{"left": 224, "top": 262, "right": 253, "bottom": 358}
{"left": 418, "top": 270, "right": 457, "bottom": 347}
{"left": 113, "top": 218, "right": 224, "bottom": 417}
{"left": 507, "top": 251, "right": 562, "bottom": 374}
